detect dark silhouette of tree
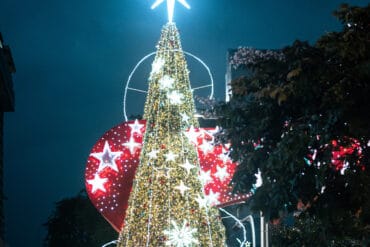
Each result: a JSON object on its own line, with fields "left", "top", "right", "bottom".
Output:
{"left": 215, "top": 4, "right": 370, "bottom": 246}
{"left": 43, "top": 190, "right": 116, "bottom": 247}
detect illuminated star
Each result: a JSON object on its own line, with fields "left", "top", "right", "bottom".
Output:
{"left": 87, "top": 173, "right": 108, "bottom": 193}
{"left": 214, "top": 165, "right": 229, "bottom": 181}
{"left": 147, "top": 149, "right": 160, "bottom": 159}
{"left": 180, "top": 159, "right": 196, "bottom": 175}
{"left": 159, "top": 75, "right": 174, "bottom": 89}
{"left": 195, "top": 194, "right": 208, "bottom": 208}
{"left": 180, "top": 112, "right": 190, "bottom": 123}
{"left": 90, "top": 141, "right": 122, "bottom": 173}
{"left": 245, "top": 241, "right": 251, "bottom": 247}
{"left": 151, "top": 57, "right": 165, "bottom": 75}
{"left": 163, "top": 220, "right": 198, "bottom": 247}
{"left": 205, "top": 189, "right": 220, "bottom": 206}
{"left": 184, "top": 126, "right": 199, "bottom": 144}
{"left": 167, "top": 91, "right": 183, "bottom": 105}
{"left": 218, "top": 149, "right": 231, "bottom": 164}
{"left": 122, "top": 136, "right": 142, "bottom": 155}
{"left": 128, "top": 119, "right": 144, "bottom": 136}
{"left": 198, "top": 170, "right": 212, "bottom": 185}
{"left": 165, "top": 151, "right": 177, "bottom": 162}
{"left": 151, "top": 0, "right": 191, "bottom": 23}
{"left": 175, "top": 181, "right": 190, "bottom": 196}
{"left": 199, "top": 141, "right": 214, "bottom": 154}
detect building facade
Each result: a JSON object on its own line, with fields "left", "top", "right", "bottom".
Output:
{"left": 0, "top": 32, "right": 16, "bottom": 245}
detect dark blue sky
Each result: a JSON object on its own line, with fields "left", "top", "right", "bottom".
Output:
{"left": 0, "top": 0, "right": 368, "bottom": 246}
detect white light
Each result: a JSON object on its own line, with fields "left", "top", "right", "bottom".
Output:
{"left": 90, "top": 141, "right": 122, "bottom": 173}
{"left": 180, "top": 112, "right": 190, "bottom": 123}
{"left": 195, "top": 194, "right": 208, "bottom": 208}
{"left": 214, "top": 165, "right": 229, "bottom": 181}
{"left": 254, "top": 169, "right": 263, "bottom": 188}
{"left": 151, "top": 57, "right": 165, "bottom": 75}
{"left": 180, "top": 159, "right": 196, "bottom": 175}
{"left": 151, "top": 0, "right": 191, "bottom": 23}
{"left": 159, "top": 75, "right": 174, "bottom": 89}
{"left": 128, "top": 119, "right": 144, "bottom": 136}
{"left": 147, "top": 149, "right": 160, "bottom": 159}
{"left": 87, "top": 173, "right": 108, "bottom": 193}
{"left": 184, "top": 126, "right": 199, "bottom": 144}
{"left": 204, "top": 189, "right": 220, "bottom": 206}
{"left": 199, "top": 141, "right": 214, "bottom": 154}
{"left": 198, "top": 170, "right": 212, "bottom": 185}
{"left": 163, "top": 220, "right": 198, "bottom": 247}
{"left": 175, "top": 181, "right": 190, "bottom": 196}
{"left": 165, "top": 151, "right": 178, "bottom": 162}
{"left": 167, "top": 91, "right": 183, "bottom": 104}
{"left": 122, "top": 137, "right": 142, "bottom": 155}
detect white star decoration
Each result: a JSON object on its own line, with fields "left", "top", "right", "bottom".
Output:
{"left": 180, "top": 112, "right": 190, "bottom": 123}
{"left": 147, "top": 149, "right": 159, "bottom": 159}
{"left": 175, "top": 181, "right": 190, "bottom": 196}
{"left": 215, "top": 165, "right": 229, "bottom": 181}
{"left": 198, "top": 170, "right": 212, "bottom": 185}
{"left": 199, "top": 140, "right": 214, "bottom": 154}
{"left": 204, "top": 190, "right": 220, "bottom": 206}
{"left": 163, "top": 220, "right": 198, "bottom": 247}
{"left": 122, "top": 136, "right": 141, "bottom": 155}
{"left": 90, "top": 141, "right": 122, "bottom": 173}
{"left": 87, "top": 173, "right": 108, "bottom": 193}
{"left": 159, "top": 75, "right": 174, "bottom": 90}
{"left": 151, "top": 0, "right": 191, "bottom": 23}
{"left": 218, "top": 148, "right": 231, "bottom": 164}
{"left": 180, "top": 159, "right": 196, "bottom": 175}
{"left": 195, "top": 194, "right": 208, "bottom": 208}
{"left": 128, "top": 119, "right": 144, "bottom": 136}
{"left": 151, "top": 57, "right": 165, "bottom": 75}
{"left": 167, "top": 91, "right": 183, "bottom": 105}
{"left": 165, "top": 151, "right": 177, "bottom": 162}
{"left": 184, "top": 126, "right": 199, "bottom": 144}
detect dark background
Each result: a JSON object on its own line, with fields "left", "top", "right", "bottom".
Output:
{"left": 0, "top": 0, "right": 368, "bottom": 246}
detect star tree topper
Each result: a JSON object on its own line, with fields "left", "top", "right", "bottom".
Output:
{"left": 151, "top": 0, "right": 191, "bottom": 23}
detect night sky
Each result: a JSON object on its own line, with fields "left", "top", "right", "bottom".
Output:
{"left": 0, "top": 0, "right": 368, "bottom": 246}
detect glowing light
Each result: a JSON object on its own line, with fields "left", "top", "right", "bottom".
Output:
{"left": 151, "top": 0, "right": 191, "bottom": 23}
{"left": 199, "top": 140, "right": 214, "bottom": 154}
{"left": 167, "top": 90, "right": 183, "bottom": 104}
{"left": 179, "top": 159, "right": 196, "bottom": 175}
{"left": 184, "top": 126, "right": 199, "bottom": 144}
{"left": 195, "top": 194, "right": 208, "bottom": 208}
{"left": 128, "top": 119, "right": 144, "bottom": 136}
{"left": 87, "top": 173, "right": 108, "bottom": 193}
{"left": 205, "top": 190, "right": 220, "bottom": 206}
{"left": 214, "top": 165, "right": 229, "bottom": 181}
{"left": 198, "top": 170, "right": 212, "bottom": 185}
{"left": 147, "top": 149, "right": 160, "bottom": 159}
{"left": 165, "top": 151, "right": 178, "bottom": 161}
{"left": 159, "top": 75, "right": 175, "bottom": 89}
{"left": 122, "top": 136, "right": 141, "bottom": 155}
{"left": 90, "top": 141, "right": 122, "bottom": 173}
{"left": 175, "top": 181, "right": 190, "bottom": 196}
{"left": 151, "top": 57, "right": 165, "bottom": 75}
{"left": 180, "top": 112, "right": 190, "bottom": 123}
{"left": 163, "top": 220, "right": 198, "bottom": 247}
{"left": 254, "top": 169, "right": 263, "bottom": 188}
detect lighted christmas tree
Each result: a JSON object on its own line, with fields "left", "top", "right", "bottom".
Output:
{"left": 116, "top": 3, "right": 226, "bottom": 246}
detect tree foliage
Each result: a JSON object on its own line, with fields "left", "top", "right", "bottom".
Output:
{"left": 215, "top": 4, "right": 370, "bottom": 245}
{"left": 43, "top": 190, "right": 116, "bottom": 247}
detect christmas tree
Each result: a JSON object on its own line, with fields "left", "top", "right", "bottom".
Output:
{"left": 116, "top": 19, "right": 225, "bottom": 247}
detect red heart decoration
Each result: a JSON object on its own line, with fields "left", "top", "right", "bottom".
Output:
{"left": 85, "top": 120, "right": 249, "bottom": 232}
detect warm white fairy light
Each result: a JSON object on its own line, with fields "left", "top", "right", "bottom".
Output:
{"left": 159, "top": 75, "right": 175, "bottom": 89}
{"left": 167, "top": 90, "right": 183, "bottom": 104}
{"left": 165, "top": 151, "right": 178, "bottom": 162}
